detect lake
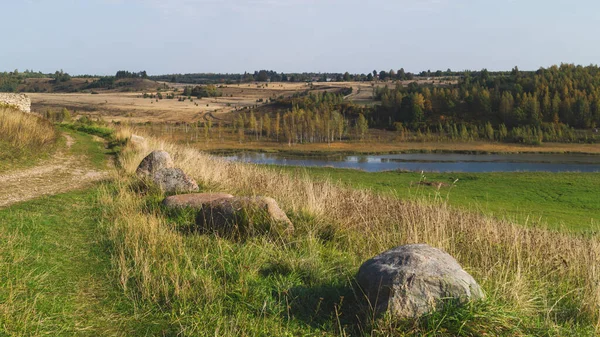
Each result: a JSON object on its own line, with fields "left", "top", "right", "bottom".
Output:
{"left": 221, "top": 152, "right": 600, "bottom": 173}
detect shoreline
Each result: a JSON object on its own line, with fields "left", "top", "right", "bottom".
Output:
{"left": 202, "top": 143, "right": 600, "bottom": 157}
{"left": 207, "top": 148, "right": 600, "bottom": 156}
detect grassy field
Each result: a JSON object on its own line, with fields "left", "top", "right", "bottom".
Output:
{"left": 28, "top": 79, "right": 453, "bottom": 124}
{"left": 0, "top": 188, "right": 196, "bottom": 335}
{"left": 0, "top": 190, "right": 133, "bottom": 335}
{"left": 273, "top": 167, "right": 600, "bottom": 231}
{"left": 94, "top": 131, "right": 600, "bottom": 335}
{"left": 0, "top": 114, "right": 600, "bottom": 336}
{"left": 3, "top": 120, "right": 600, "bottom": 335}
{"left": 28, "top": 82, "right": 345, "bottom": 124}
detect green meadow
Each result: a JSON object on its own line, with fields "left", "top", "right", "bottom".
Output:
{"left": 275, "top": 167, "right": 600, "bottom": 231}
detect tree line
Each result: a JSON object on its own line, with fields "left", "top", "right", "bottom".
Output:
{"left": 0, "top": 69, "right": 70, "bottom": 92}
{"left": 149, "top": 69, "right": 422, "bottom": 84}
{"left": 371, "top": 64, "right": 600, "bottom": 132}
{"left": 115, "top": 70, "right": 148, "bottom": 79}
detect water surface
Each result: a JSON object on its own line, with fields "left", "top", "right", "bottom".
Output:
{"left": 222, "top": 152, "right": 600, "bottom": 173}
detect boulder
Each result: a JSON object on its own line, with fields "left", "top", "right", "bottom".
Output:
{"left": 162, "top": 193, "right": 234, "bottom": 208}
{"left": 197, "top": 196, "right": 294, "bottom": 238}
{"left": 136, "top": 150, "right": 199, "bottom": 194}
{"left": 136, "top": 150, "right": 174, "bottom": 177}
{"left": 152, "top": 168, "right": 199, "bottom": 194}
{"left": 356, "top": 244, "right": 484, "bottom": 319}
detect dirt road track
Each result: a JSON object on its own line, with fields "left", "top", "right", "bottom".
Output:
{"left": 0, "top": 135, "right": 109, "bottom": 208}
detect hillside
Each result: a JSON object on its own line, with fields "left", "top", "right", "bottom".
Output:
{"left": 100, "top": 131, "right": 600, "bottom": 335}
{"left": 17, "top": 77, "right": 164, "bottom": 93}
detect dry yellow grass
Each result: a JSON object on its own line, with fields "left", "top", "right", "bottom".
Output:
{"left": 0, "top": 106, "right": 57, "bottom": 149}
{"left": 98, "top": 127, "right": 600, "bottom": 333}
{"left": 28, "top": 82, "right": 321, "bottom": 124}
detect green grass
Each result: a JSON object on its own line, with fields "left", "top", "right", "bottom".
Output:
{"left": 61, "top": 126, "right": 112, "bottom": 170}
{"left": 62, "top": 122, "right": 114, "bottom": 139}
{"left": 274, "top": 167, "right": 600, "bottom": 231}
{"left": 94, "top": 179, "right": 598, "bottom": 336}
{"left": 1, "top": 183, "right": 595, "bottom": 336}
{"left": 0, "top": 189, "right": 147, "bottom": 336}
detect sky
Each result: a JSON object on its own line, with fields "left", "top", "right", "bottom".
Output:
{"left": 2, "top": 0, "right": 599, "bottom": 75}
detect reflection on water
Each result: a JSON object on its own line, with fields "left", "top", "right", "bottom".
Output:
{"left": 221, "top": 152, "right": 600, "bottom": 173}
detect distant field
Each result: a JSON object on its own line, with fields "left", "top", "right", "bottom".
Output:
{"left": 28, "top": 79, "right": 452, "bottom": 124}
{"left": 274, "top": 166, "right": 600, "bottom": 231}
{"left": 28, "top": 81, "right": 362, "bottom": 124}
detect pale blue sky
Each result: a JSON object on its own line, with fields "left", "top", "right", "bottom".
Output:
{"left": 2, "top": 0, "right": 599, "bottom": 75}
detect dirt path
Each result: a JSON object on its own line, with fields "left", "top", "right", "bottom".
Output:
{"left": 0, "top": 134, "right": 109, "bottom": 208}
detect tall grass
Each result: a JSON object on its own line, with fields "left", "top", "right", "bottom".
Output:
{"left": 98, "top": 127, "right": 600, "bottom": 335}
{"left": 0, "top": 106, "right": 57, "bottom": 150}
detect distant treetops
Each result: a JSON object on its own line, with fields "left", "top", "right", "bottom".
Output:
{"left": 372, "top": 64, "right": 600, "bottom": 130}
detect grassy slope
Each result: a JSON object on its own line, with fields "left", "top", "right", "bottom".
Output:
{"left": 93, "top": 133, "right": 600, "bottom": 336}
{"left": 2, "top": 125, "right": 599, "bottom": 335}
{"left": 273, "top": 167, "right": 600, "bottom": 231}
{"left": 99, "top": 180, "right": 594, "bottom": 336}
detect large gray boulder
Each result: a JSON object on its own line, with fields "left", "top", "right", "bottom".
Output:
{"left": 136, "top": 150, "right": 174, "bottom": 177}
{"left": 356, "top": 244, "right": 484, "bottom": 319}
{"left": 152, "top": 168, "right": 199, "bottom": 194}
{"left": 136, "top": 151, "right": 199, "bottom": 194}
{"left": 197, "top": 196, "right": 294, "bottom": 238}
{"left": 162, "top": 193, "right": 234, "bottom": 208}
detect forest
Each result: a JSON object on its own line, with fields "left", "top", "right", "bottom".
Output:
{"left": 372, "top": 64, "right": 600, "bottom": 130}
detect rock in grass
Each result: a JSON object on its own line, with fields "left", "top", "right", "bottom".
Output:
{"left": 136, "top": 150, "right": 174, "bottom": 177}
{"left": 356, "top": 244, "right": 484, "bottom": 319}
{"left": 162, "top": 193, "right": 234, "bottom": 208}
{"left": 152, "top": 167, "right": 199, "bottom": 194}
{"left": 197, "top": 196, "right": 294, "bottom": 238}
{"left": 136, "top": 150, "right": 199, "bottom": 194}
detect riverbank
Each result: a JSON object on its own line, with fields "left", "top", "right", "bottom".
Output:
{"left": 196, "top": 139, "right": 600, "bottom": 156}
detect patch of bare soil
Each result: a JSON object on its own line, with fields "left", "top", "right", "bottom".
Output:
{"left": 0, "top": 135, "right": 109, "bottom": 208}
